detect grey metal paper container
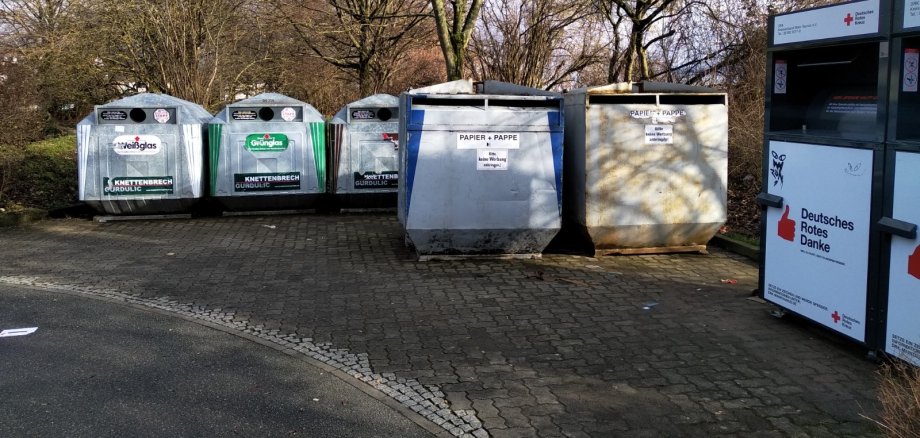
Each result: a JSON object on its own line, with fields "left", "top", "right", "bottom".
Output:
{"left": 76, "top": 93, "right": 212, "bottom": 215}
{"left": 398, "top": 80, "right": 564, "bottom": 258}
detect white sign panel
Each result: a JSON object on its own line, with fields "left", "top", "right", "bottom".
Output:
{"left": 645, "top": 125, "right": 673, "bottom": 144}
{"left": 153, "top": 108, "right": 170, "bottom": 124}
{"left": 112, "top": 135, "right": 162, "bottom": 155}
{"left": 774, "top": 60, "right": 788, "bottom": 94}
{"left": 763, "top": 141, "right": 873, "bottom": 342}
{"left": 885, "top": 151, "right": 920, "bottom": 365}
{"left": 905, "top": 48, "right": 919, "bottom": 92}
{"left": 773, "top": 0, "right": 880, "bottom": 45}
{"left": 457, "top": 133, "right": 520, "bottom": 149}
{"left": 281, "top": 107, "right": 297, "bottom": 122}
{"left": 0, "top": 327, "right": 37, "bottom": 337}
{"left": 904, "top": 0, "right": 920, "bottom": 29}
{"left": 477, "top": 149, "right": 508, "bottom": 170}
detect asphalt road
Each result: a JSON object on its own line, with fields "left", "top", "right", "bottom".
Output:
{"left": 0, "top": 284, "right": 433, "bottom": 438}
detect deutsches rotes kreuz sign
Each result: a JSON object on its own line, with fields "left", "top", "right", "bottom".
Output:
{"left": 774, "top": 0, "right": 880, "bottom": 45}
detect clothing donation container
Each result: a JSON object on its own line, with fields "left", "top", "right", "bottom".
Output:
{"left": 561, "top": 82, "right": 728, "bottom": 256}
{"left": 758, "top": 0, "right": 889, "bottom": 347}
{"left": 398, "top": 80, "right": 563, "bottom": 259}
{"left": 208, "top": 93, "right": 326, "bottom": 211}
{"left": 328, "top": 94, "right": 400, "bottom": 210}
{"left": 76, "top": 93, "right": 211, "bottom": 215}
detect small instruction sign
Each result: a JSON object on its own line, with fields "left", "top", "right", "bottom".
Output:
{"left": 458, "top": 133, "right": 520, "bottom": 149}
{"left": 645, "top": 125, "right": 673, "bottom": 144}
{"left": 231, "top": 110, "right": 258, "bottom": 121}
{"left": 775, "top": 60, "right": 788, "bottom": 94}
{"left": 905, "top": 49, "right": 919, "bottom": 92}
{"left": 281, "top": 107, "right": 296, "bottom": 122}
{"left": 153, "top": 108, "right": 170, "bottom": 124}
{"left": 477, "top": 149, "right": 508, "bottom": 170}
{"left": 100, "top": 110, "right": 127, "bottom": 121}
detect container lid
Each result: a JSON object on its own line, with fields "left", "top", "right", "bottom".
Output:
{"left": 78, "top": 93, "right": 212, "bottom": 126}
{"left": 408, "top": 79, "right": 475, "bottom": 95}
{"left": 406, "top": 79, "right": 560, "bottom": 98}
{"left": 570, "top": 81, "right": 722, "bottom": 96}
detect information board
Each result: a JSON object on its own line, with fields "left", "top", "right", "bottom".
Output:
{"left": 763, "top": 141, "right": 874, "bottom": 342}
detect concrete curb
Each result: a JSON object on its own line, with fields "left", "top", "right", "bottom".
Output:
{"left": 709, "top": 234, "right": 760, "bottom": 262}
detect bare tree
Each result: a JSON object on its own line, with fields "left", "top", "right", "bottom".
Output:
{"left": 274, "top": 0, "right": 429, "bottom": 96}
{"left": 597, "top": 0, "right": 688, "bottom": 82}
{"left": 93, "top": 0, "right": 279, "bottom": 109}
{"left": 470, "top": 0, "right": 603, "bottom": 89}
{"left": 0, "top": 0, "right": 115, "bottom": 125}
{"left": 430, "top": 0, "right": 483, "bottom": 80}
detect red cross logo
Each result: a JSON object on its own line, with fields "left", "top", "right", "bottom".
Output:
{"left": 135, "top": 136, "right": 140, "bottom": 142}
{"left": 831, "top": 311, "right": 841, "bottom": 323}
{"left": 844, "top": 13, "right": 854, "bottom": 26}
{"left": 263, "top": 133, "right": 270, "bottom": 139}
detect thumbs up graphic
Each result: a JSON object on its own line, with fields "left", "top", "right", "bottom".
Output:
{"left": 778, "top": 205, "right": 796, "bottom": 242}
{"left": 909, "top": 244, "right": 920, "bottom": 280}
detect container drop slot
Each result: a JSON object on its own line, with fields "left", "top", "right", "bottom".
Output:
{"left": 412, "top": 97, "right": 487, "bottom": 107}
{"left": 129, "top": 108, "right": 146, "bottom": 123}
{"left": 767, "top": 42, "right": 881, "bottom": 141}
{"left": 259, "top": 107, "right": 275, "bottom": 121}
{"left": 377, "top": 108, "right": 393, "bottom": 121}
{"left": 796, "top": 59, "right": 854, "bottom": 68}
{"left": 588, "top": 95, "right": 657, "bottom": 105}
{"left": 486, "top": 99, "right": 561, "bottom": 109}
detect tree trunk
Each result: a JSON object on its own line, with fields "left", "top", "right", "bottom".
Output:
{"left": 430, "top": 0, "right": 483, "bottom": 81}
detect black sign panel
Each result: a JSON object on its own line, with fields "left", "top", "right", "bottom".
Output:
{"left": 100, "top": 110, "right": 127, "bottom": 121}
{"left": 351, "top": 109, "right": 376, "bottom": 120}
{"left": 232, "top": 110, "right": 259, "bottom": 121}
{"left": 354, "top": 171, "right": 398, "bottom": 189}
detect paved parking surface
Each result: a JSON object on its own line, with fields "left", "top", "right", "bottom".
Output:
{"left": 0, "top": 285, "right": 432, "bottom": 438}
{"left": 0, "top": 215, "right": 882, "bottom": 437}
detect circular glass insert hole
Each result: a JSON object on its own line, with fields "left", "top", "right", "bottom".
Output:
{"left": 259, "top": 107, "right": 274, "bottom": 121}
{"left": 129, "top": 108, "right": 147, "bottom": 123}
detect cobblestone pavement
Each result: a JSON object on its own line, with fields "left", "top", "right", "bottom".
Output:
{"left": 0, "top": 215, "right": 881, "bottom": 437}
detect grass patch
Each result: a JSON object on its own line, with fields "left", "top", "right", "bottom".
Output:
{"left": 872, "top": 362, "right": 920, "bottom": 438}
{"left": 0, "top": 134, "right": 77, "bottom": 211}
{"left": 720, "top": 231, "right": 760, "bottom": 248}
{"left": 0, "top": 204, "right": 47, "bottom": 227}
